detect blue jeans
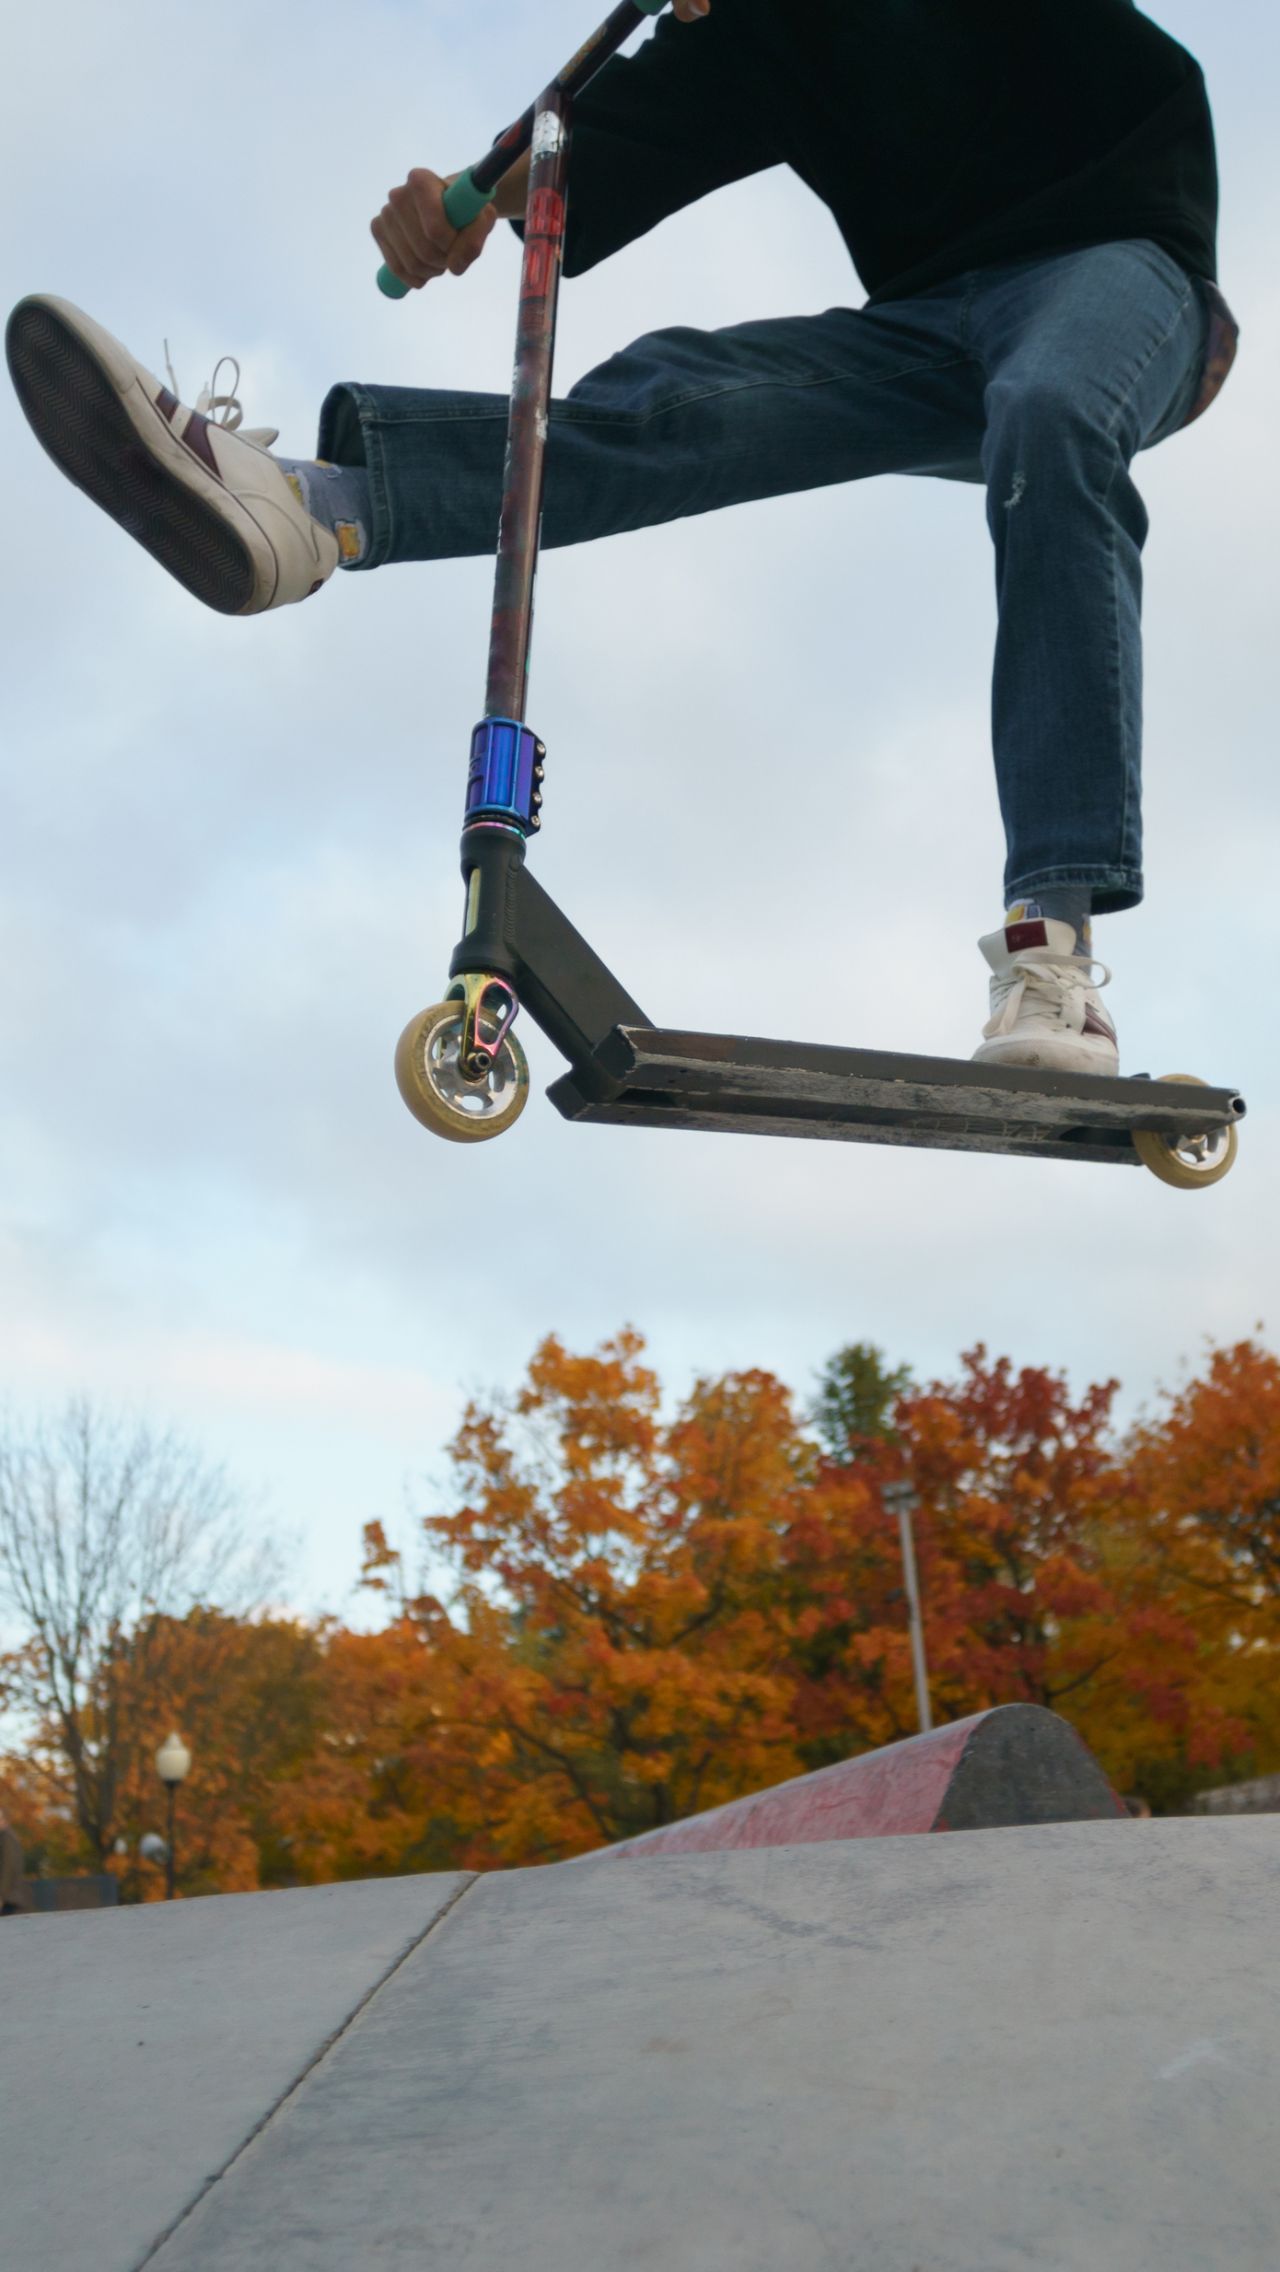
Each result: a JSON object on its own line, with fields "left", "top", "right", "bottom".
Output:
{"left": 319, "top": 240, "right": 1208, "bottom": 913}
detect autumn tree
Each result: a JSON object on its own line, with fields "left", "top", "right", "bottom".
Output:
{"left": 1126, "top": 1341, "right": 1280, "bottom": 1618}
{"left": 0, "top": 1399, "right": 279, "bottom": 1875}
{"left": 10, "top": 1336, "right": 1266, "bottom": 1893}
{"left": 837, "top": 1344, "right": 1256, "bottom": 1808}
{"left": 891, "top": 1345, "right": 1124, "bottom": 1716}
{"left": 419, "top": 1333, "right": 819, "bottom": 1862}
{"left": 1101, "top": 1340, "right": 1280, "bottom": 1806}
{"left": 269, "top": 1613, "right": 482, "bottom": 1886}
{"left": 289, "top": 1336, "right": 1144, "bottom": 1872}
{"left": 274, "top": 1336, "right": 836, "bottom": 1874}
{"left": 284, "top": 1332, "right": 1267, "bottom": 1877}
{"left": 811, "top": 1342, "right": 913, "bottom": 1462}
{"left": 104, "top": 1609, "right": 325, "bottom": 1898}
{"left": 229, "top": 1333, "right": 1280, "bottom": 1878}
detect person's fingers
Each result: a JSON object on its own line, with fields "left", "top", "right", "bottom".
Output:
{"left": 370, "top": 209, "right": 409, "bottom": 282}
{"left": 389, "top": 169, "right": 454, "bottom": 268}
{"left": 445, "top": 204, "right": 498, "bottom": 277}
{"left": 673, "top": 0, "right": 711, "bottom": 19}
{"left": 371, "top": 208, "right": 445, "bottom": 291}
{"left": 371, "top": 211, "right": 416, "bottom": 287}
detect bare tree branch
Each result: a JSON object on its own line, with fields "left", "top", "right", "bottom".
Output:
{"left": 0, "top": 1399, "right": 279, "bottom": 1862}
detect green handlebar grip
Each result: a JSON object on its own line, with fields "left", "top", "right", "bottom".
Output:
{"left": 376, "top": 167, "right": 496, "bottom": 299}
{"left": 442, "top": 168, "right": 497, "bottom": 230}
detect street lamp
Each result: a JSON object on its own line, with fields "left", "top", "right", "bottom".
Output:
{"left": 881, "top": 1482, "right": 933, "bottom": 1735}
{"left": 154, "top": 1732, "right": 192, "bottom": 1901}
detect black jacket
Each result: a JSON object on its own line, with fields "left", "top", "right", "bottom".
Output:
{"left": 562, "top": 1, "right": 1219, "bottom": 303}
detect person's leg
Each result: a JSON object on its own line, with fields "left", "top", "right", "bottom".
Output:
{"left": 8, "top": 286, "right": 985, "bottom": 613}
{"left": 965, "top": 241, "right": 1208, "bottom": 1073}
{"left": 317, "top": 293, "right": 986, "bottom": 569}
{"left": 971, "top": 241, "right": 1208, "bottom": 922}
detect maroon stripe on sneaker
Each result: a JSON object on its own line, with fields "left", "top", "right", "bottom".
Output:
{"left": 152, "top": 388, "right": 223, "bottom": 479}
{"left": 1082, "top": 1006, "right": 1116, "bottom": 1041}
{"left": 177, "top": 406, "right": 221, "bottom": 477}
{"left": 1006, "top": 920, "right": 1049, "bottom": 951}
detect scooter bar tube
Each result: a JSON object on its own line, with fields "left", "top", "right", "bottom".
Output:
{"left": 482, "top": 76, "right": 573, "bottom": 725}
{"left": 448, "top": 73, "right": 575, "bottom": 997}
{"left": 376, "top": 0, "right": 669, "bottom": 298}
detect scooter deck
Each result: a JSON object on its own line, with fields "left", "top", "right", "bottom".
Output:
{"left": 548, "top": 1026, "right": 1247, "bottom": 1166}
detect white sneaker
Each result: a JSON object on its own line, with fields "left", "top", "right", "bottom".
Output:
{"left": 973, "top": 911, "right": 1119, "bottom": 1076}
{"left": 6, "top": 294, "right": 338, "bottom": 615}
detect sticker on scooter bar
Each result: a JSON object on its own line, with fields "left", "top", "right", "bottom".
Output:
{"left": 532, "top": 109, "right": 567, "bottom": 158}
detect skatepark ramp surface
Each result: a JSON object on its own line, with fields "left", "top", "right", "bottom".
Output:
{"left": 592, "top": 1702, "right": 1127, "bottom": 1855}
{"left": 5, "top": 1816, "right": 1279, "bottom": 2271}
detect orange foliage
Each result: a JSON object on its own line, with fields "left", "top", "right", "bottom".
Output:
{"left": 12, "top": 1333, "right": 1280, "bottom": 1894}
{"left": 281, "top": 1333, "right": 1279, "bottom": 1876}
{"left": 1107, "top": 1341, "right": 1280, "bottom": 1793}
{"left": 4, "top": 1610, "right": 323, "bottom": 1898}
{"left": 400, "top": 1336, "right": 811, "bottom": 1864}
{"left": 106, "top": 1609, "right": 324, "bottom": 1899}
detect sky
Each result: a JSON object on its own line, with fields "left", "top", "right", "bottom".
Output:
{"left": 2, "top": 1, "right": 1278, "bottom": 1621}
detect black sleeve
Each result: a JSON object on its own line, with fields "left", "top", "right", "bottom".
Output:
{"left": 556, "top": 14, "right": 778, "bottom": 276}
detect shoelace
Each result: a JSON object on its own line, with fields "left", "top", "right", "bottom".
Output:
{"left": 162, "top": 342, "right": 279, "bottom": 451}
{"left": 983, "top": 953, "right": 1113, "bottom": 1040}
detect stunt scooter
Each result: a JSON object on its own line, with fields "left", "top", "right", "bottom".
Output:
{"left": 383, "top": 0, "right": 1244, "bottom": 1191}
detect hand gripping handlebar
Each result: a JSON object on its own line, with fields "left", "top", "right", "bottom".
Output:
{"left": 376, "top": 0, "right": 670, "bottom": 299}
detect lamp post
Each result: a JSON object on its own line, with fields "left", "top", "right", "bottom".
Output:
{"left": 882, "top": 1482, "right": 933, "bottom": 1735}
{"left": 154, "top": 1732, "right": 192, "bottom": 1901}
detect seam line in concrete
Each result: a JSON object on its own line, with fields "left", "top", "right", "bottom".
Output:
{"left": 132, "top": 1875, "right": 480, "bottom": 2271}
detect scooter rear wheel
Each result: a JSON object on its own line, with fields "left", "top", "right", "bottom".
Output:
{"left": 395, "top": 1001, "right": 529, "bottom": 1143}
{"left": 1132, "top": 1074, "right": 1239, "bottom": 1190}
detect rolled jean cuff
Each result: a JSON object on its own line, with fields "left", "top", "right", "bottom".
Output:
{"left": 318, "top": 380, "right": 512, "bottom": 569}
{"left": 317, "top": 381, "right": 396, "bottom": 571}
{"left": 1004, "top": 866, "right": 1144, "bottom": 917}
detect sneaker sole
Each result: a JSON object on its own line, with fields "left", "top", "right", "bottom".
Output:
{"left": 973, "top": 1038, "right": 1120, "bottom": 1078}
{"left": 6, "top": 298, "right": 256, "bottom": 616}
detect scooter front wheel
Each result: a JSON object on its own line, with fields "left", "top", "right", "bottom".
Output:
{"left": 395, "top": 1001, "right": 530, "bottom": 1143}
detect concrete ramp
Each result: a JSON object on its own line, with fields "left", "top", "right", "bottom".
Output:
{"left": 5, "top": 1818, "right": 1280, "bottom": 2270}
{"left": 2, "top": 1872, "right": 470, "bottom": 2271}
{"left": 596, "top": 1702, "right": 1126, "bottom": 1857}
